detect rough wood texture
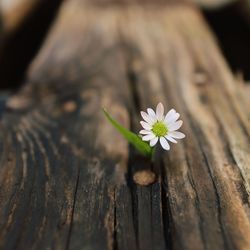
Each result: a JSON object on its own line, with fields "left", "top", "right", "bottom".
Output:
{"left": 0, "top": 0, "right": 250, "bottom": 250}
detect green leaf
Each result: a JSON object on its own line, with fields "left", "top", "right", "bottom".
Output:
{"left": 102, "top": 109, "right": 152, "bottom": 157}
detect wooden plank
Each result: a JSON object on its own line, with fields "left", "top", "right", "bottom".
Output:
{"left": 0, "top": 0, "right": 250, "bottom": 250}
{"left": 0, "top": 3, "right": 132, "bottom": 250}
{"left": 119, "top": 6, "right": 250, "bottom": 250}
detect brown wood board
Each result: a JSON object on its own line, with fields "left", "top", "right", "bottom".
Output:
{"left": 0, "top": 1, "right": 250, "bottom": 250}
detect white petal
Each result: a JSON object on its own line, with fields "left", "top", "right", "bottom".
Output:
{"left": 139, "top": 130, "right": 152, "bottom": 135}
{"left": 142, "top": 133, "right": 155, "bottom": 141}
{"left": 164, "top": 109, "right": 176, "bottom": 122}
{"left": 168, "top": 120, "right": 183, "bottom": 131}
{"left": 140, "top": 121, "right": 152, "bottom": 130}
{"left": 150, "top": 137, "right": 158, "bottom": 147}
{"left": 147, "top": 108, "right": 157, "bottom": 121}
{"left": 165, "top": 135, "right": 177, "bottom": 143}
{"left": 160, "top": 137, "right": 170, "bottom": 150}
{"left": 156, "top": 102, "right": 164, "bottom": 121}
{"left": 168, "top": 131, "right": 186, "bottom": 139}
{"left": 141, "top": 111, "right": 154, "bottom": 125}
{"left": 166, "top": 112, "right": 180, "bottom": 124}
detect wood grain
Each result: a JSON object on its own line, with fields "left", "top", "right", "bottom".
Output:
{"left": 0, "top": 0, "right": 250, "bottom": 250}
{"left": 119, "top": 7, "right": 250, "bottom": 250}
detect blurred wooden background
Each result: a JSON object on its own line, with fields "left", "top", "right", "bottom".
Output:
{"left": 0, "top": 0, "right": 250, "bottom": 249}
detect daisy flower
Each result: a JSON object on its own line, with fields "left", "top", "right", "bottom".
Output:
{"left": 139, "top": 103, "right": 185, "bottom": 150}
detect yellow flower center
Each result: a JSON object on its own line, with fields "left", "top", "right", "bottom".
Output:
{"left": 152, "top": 122, "right": 168, "bottom": 137}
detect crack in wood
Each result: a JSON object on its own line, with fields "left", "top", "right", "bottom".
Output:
{"left": 65, "top": 166, "right": 80, "bottom": 250}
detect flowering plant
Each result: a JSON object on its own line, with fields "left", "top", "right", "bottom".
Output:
{"left": 103, "top": 103, "right": 185, "bottom": 159}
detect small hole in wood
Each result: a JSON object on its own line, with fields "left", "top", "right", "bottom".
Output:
{"left": 133, "top": 169, "right": 156, "bottom": 186}
{"left": 63, "top": 101, "right": 77, "bottom": 113}
{"left": 194, "top": 71, "right": 208, "bottom": 86}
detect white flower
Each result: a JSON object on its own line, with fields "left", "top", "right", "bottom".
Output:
{"left": 139, "top": 103, "right": 185, "bottom": 150}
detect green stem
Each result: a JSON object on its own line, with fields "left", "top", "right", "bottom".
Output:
{"left": 151, "top": 147, "right": 156, "bottom": 162}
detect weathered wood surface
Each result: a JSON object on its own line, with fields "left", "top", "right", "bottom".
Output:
{"left": 0, "top": 0, "right": 250, "bottom": 250}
